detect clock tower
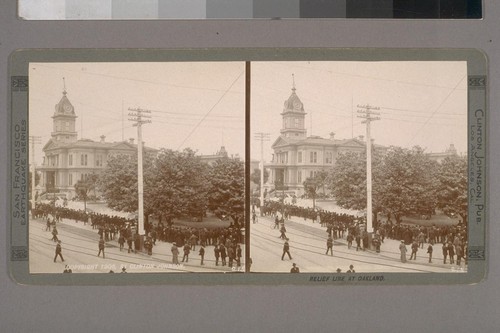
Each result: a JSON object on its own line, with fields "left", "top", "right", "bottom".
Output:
{"left": 51, "top": 78, "right": 78, "bottom": 143}
{"left": 280, "top": 74, "right": 307, "bottom": 139}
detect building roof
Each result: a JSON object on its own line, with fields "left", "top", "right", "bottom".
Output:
{"left": 272, "top": 135, "right": 367, "bottom": 149}
{"left": 43, "top": 138, "right": 157, "bottom": 153}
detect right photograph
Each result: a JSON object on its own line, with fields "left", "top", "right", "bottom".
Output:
{"left": 250, "top": 60, "right": 468, "bottom": 274}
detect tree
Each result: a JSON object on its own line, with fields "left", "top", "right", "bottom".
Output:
{"left": 327, "top": 151, "right": 382, "bottom": 212}
{"left": 435, "top": 155, "right": 467, "bottom": 224}
{"left": 98, "top": 154, "right": 141, "bottom": 213}
{"left": 74, "top": 178, "right": 95, "bottom": 212}
{"left": 303, "top": 177, "right": 319, "bottom": 210}
{"left": 376, "top": 146, "right": 438, "bottom": 223}
{"left": 98, "top": 150, "right": 210, "bottom": 226}
{"left": 148, "top": 148, "right": 209, "bottom": 224}
{"left": 250, "top": 168, "right": 269, "bottom": 188}
{"left": 207, "top": 158, "right": 245, "bottom": 225}
{"left": 327, "top": 147, "right": 437, "bottom": 224}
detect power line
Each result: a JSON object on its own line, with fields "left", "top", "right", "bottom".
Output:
{"left": 177, "top": 71, "right": 244, "bottom": 150}
{"left": 35, "top": 63, "right": 245, "bottom": 95}
{"left": 408, "top": 75, "right": 466, "bottom": 144}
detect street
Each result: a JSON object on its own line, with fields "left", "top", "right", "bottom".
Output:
{"left": 30, "top": 215, "right": 245, "bottom": 274}
{"left": 250, "top": 213, "right": 467, "bottom": 274}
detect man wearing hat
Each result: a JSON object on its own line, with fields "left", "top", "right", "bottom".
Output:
{"left": 281, "top": 239, "right": 292, "bottom": 261}
{"left": 54, "top": 240, "right": 64, "bottom": 263}
{"left": 290, "top": 263, "right": 300, "bottom": 273}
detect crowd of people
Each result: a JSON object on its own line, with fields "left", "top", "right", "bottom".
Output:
{"left": 261, "top": 200, "right": 468, "bottom": 268}
{"left": 34, "top": 203, "right": 244, "bottom": 269}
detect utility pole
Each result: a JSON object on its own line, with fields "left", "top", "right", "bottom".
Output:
{"left": 357, "top": 104, "right": 380, "bottom": 234}
{"left": 128, "top": 107, "right": 151, "bottom": 243}
{"left": 254, "top": 132, "right": 270, "bottom": 215}
{"left": 29, "top": 136, "right": 41, "bottom": 211}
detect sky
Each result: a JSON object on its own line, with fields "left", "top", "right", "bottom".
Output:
{"left": 251, "top": 61, "right": 467, "bottom": 162}
{"left": 29, "top": 62, "right": 246, "bottom": 165}
{"left": 29, "top": 60, "right": 467, "bottom": 165}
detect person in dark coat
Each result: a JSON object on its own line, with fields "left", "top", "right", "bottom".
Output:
{"left": 427, "top": 243, "right": 433, "bottom": 263}
{"left": 355, "top": 234, "right": 361, "bottom": 251}
{"left": 347, "top": 233, "right": 354, "bottom": 249}
{"left": 54, "top": 240, "right": 64, "bottom": 262}
{"left": 409, "top": 241, "right": 418, "bottom": 260}
{"left": 182, "top": 243, "right": 191, "bottom": 262}
{"left": 220, "top": 244, "right": 227, "bottom": 266}
{"left": 127, "top": 235, "right": 134, "bottom": 254}
{"left": 447, "top": 242, "right": 455, "bottom": 264}
{"left": 326, "top": 236, "right": 333, "bottom": 256}
{"left": 279, "top": 224, "right": 287, "bottom": 240}
{"left": 456, "top": 245, "right": 463, "bottom": 266}
{"left": 227, "top": 246, "right": 235, "bottom": 268}
{"left": 51, "top": 226, "right": 59, "bottom": 242}
{"left": 290, "top": 263, "right": 300, "bottom": 273}
{"left": 281, "top": 239, "right": 292, "bottom": 260}
{"left": 236, "top": 244, "right": 242, "bottom": 267}
{"left": 442, "top": 243, "right": 448, "bottom": 264}
{"left": 118, "top": 234, "right": 125, "bottom": 251}
{"left": 144, "top": 237, "right": 152, "bottom": 256}
{"left": 98, "top": 237, "right": 105, "bottom": 258}
{"left": 214, "top": 245, "right": 220, "bottom": 266}
{"left": 199, "top": 245, "right": 205, "bottom": 266}
{"left": 362, "top": 231, "right": 369, "bottom": 251}
{"left": 372, "top": 235, "right": 381, "bottom": 253}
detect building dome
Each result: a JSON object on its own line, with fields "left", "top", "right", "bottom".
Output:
{"left": 54, "top": 91, "right": 75, "bottom": 116}
{"left": 283, "top": 88, "right": 304, "bottom": 112}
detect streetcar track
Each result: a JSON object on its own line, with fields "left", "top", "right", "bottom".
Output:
{"left": 30, "top": 224, "right": 241, "bottom": 273}
{"left": 251, "top": 230, "right": 434, "bottom": 273}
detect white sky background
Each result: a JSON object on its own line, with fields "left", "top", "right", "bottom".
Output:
{"left": 29, "top": 60, "right": 467, "bottom": 166}
{"left": 29, "top": 62, "right": 246, "bottom": 165}
{"left": 251, "top": 61, "right": 467, "bottom": 162}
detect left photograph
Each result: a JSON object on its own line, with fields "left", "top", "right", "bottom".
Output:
{"left": 28, "top": 62, "right": 246, "bottom": 273}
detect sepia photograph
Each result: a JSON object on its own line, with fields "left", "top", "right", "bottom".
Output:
{"left": 28, "top": 61, "right": 246, "bottom": 273}
{"left": 250, "top": 60, "right": 468, "bottom": 274}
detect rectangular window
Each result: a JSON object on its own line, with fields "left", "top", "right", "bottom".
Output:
{"left": 69, "top": 154, "right": 73, "bottom": 166}
{"left": 81, "top": 154, "right": 88, "bottom": 166}
{"left": 298, "top": 151, "right": 302, "bottom": 163}
{"left": 96, "top": 154, "right": 103, "bottom": 167}
{"left": 326, "top": 152, "right": 333, "bottom": 164}
{"left": 298, "top": 170, "right": 302, "bottom": 183}
{"left": 285, "top": 152, "right": 288, "bottom": 164}
{"left": 310, "top": 151, "right": 317, "bottom": 163}
{"left": 69, "top": 173, "right": 73, "bottom": 186}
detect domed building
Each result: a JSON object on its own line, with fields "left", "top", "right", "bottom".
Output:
{"left": 266, "top": 79, "right": 381, "bottom": 196}
{"left": 38, "top": 85, "right": 156, "bottom": 200}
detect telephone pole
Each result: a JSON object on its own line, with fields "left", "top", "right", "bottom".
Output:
{"left": 128, "top": 107, "right": 151, "bottom": 240}
{"left": 254, "top": 132, "right": 270, "bottom": 215}
{"left": 29, "top": 136, "right": 42, "bottom": 210}
{"left": 357, "top": 104, "right": 380, "bottom": 233}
